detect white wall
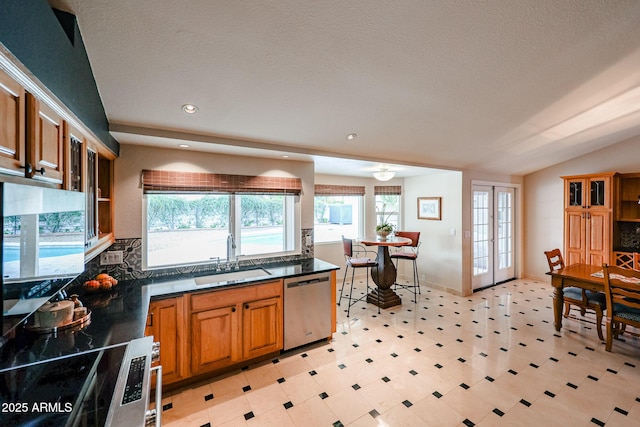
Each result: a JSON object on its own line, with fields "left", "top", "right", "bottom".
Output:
{"left": 523, "top": 135, "right": 640, "bottom": 281}
{"left": 113, "top": 144, "right": 315, "bottom": 238}
{"left": 404, "top": 171, "right": 464, "bottom": 293}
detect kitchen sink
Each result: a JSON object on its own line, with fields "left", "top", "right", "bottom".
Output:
{"left": 194, "top": 268, "right": 272, "bottom": 285}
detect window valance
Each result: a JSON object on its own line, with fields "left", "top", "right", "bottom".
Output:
{"left": 314, "top": 184, "right": 365, "bottom": 196}
{"left": 374, "top": 185, "right": 402, "bottom": 195}
{"left": 141, "top": 170, "right": 302, "bottom": 194}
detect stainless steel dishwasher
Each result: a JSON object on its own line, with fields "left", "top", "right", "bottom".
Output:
{"left": 284, "top": 272, "right": 332, "bottom": 350}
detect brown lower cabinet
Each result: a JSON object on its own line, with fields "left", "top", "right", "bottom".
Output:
{"left": 146, "top": 279, "right": 283, "bottom": 386}
{"left": 145, "top": 296, "right": 186, "bottom": 385}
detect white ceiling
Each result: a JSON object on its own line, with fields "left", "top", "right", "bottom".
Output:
{"left": 48, "top": 1, "right": 640, "bottom": 178}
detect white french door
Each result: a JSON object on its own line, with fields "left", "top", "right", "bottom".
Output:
{"left": 472, "top": 185, "right": 515, "bottom": 290}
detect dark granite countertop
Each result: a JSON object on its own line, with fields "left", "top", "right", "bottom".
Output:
{"left": 0, "top": 258, "right": 338, "bottom": 425}
{"left": 0, "top": 258, "right": 338, "bottom": 372}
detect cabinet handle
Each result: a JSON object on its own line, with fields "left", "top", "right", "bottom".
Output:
{"left": 245, "top": 304, "right": 249, "bottom": 310}
{"left": 19, "top": 164, "right": 46, "bottom": 176}
{"left": 231, "top": 307, "right": 236, "bottom": 312}
{"left": 147, "top": 312, "right": 153, "bottom": 327}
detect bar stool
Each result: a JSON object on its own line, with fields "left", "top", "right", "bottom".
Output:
{"left": 339, "top": 236, "right": 378, "bottom": 316}
{"left": 390, "top": 231, "right": 421, "bottom": 299}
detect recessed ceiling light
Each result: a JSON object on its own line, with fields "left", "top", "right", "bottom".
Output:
{"left": 179, "top": 144, "right": 190, "bottom": 148}
{"left": 282, "top": 155, "right": 289, "bottom": 158}
{"left": 346, "top": 133, "right": 357, "bottom": 140}
{"left": 182, "top": 104, "right": 199, "bottom": 114}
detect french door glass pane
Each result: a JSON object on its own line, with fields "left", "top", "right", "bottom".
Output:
{"left": 473, "top": 190, "right": 489, "bottom": 275}
{"left": 497, "top": 191, "right": 512, "bottom": 269}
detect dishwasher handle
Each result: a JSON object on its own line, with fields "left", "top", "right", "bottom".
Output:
{"left": 286, "top": 275, "right": 329, "bottom": 288}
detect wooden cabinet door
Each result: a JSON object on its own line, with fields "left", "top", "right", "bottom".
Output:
{"left": 63, "top": 122, "right": 86, "bottom": 192}
{"left": 242, "top": 296, "right": 282, "bottom": 360}
{"left": 146, "top": 297, "right": 185, "bottom": 385}
{"left": 0, "top": 69, "right": 26, "bottom": 175}
{"left": 565, "top": 210, "right": 586, "bottom": 265}
{"left": 191, "top": 304, "right": 240, "bottom": 376}
{"left": 26, "top": 93, "right": 64, "bottom": 183}
{"left": 586, "top": 210, "right": 610, "bottom": 266}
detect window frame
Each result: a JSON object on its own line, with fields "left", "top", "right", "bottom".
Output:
{"left": 313, "top": 194, "right": 364, "bottom": 244}
{"left": 142, "top": 192, "right": 301, "bottom": 270}
{"left": 375, "top": 193, "right": 401, "bottom": 231}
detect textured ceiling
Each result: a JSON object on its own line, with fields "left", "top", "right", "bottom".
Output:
{"left": 48, "top": 0, "right": 640, "bottom": 177}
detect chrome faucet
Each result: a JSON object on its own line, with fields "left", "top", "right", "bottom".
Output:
{"left": 227, "top": 233, "right": 236, "bottom": 263}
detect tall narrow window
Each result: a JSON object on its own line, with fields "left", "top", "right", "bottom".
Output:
{"left": 374, "top": 186, "right": 401, "bottom": 230}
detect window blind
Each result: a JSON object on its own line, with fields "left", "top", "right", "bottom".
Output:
{"left": 374, "top": 185, "right": 402, "bottom": 195}
{"left": 141, "top": 170, "right": 302, "bottom": 194}
{"left": 314, "top": 184, "right": 365, "bottom": 196}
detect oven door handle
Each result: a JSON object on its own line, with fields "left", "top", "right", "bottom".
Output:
{"left": 146, "top": 365, "right": 162, "bottom": 427}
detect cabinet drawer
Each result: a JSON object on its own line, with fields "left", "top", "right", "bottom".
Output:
{"left": 190, "top": 280, "right": 283, "bottom": 312}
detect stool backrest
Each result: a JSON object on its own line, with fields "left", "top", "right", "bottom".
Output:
{"left": 342, "top": 236, "right": 354, "bottom": 258}
{"left": 395, "top": 231, "right": 420, "bottom": 248}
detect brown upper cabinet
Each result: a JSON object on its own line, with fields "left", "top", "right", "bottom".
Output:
{"left": 26, "top": 93, "right": 64, "bottom": 183}
{"left": 1, "top": 65, "right": 116, "bottom": 261}
{"left": 63, "top": 122, "right": 87, "bottom": 192}
{"left": 0, "top": 68, "right": 26, "bottom": 175}
{"left": 563, "top": 173, "right": 616, "bottom": 267}
{"left": 84, "top": 142, "right": 115, "bottom": 260}
{"left": 613, "top": 173, "right": 640, "bottom": 268}
{"left": 616, "top": 173, "right": 640, "bottom": 222}
{"left": 0, "top": 68, "right": 66, "bottom": 184}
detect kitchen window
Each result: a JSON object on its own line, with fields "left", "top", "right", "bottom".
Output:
{"left": 375, "top": 186, "right": 402, "bottom": 230}
{"left": 141, "top": 170, "right": 301, "bottom": 269}
{"left": 314, "top": 185, "right": 365, "bottom": 243}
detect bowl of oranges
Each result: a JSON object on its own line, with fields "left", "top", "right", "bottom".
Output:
{"left": 83, "top": 273, "right": 118, "bottom": 293}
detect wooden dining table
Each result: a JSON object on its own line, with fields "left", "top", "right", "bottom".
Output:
{"left": 549, "top": 263, "right": 604, "bottom": 332}
{"left": 358, "top": 235, "right": 412, "bottom": 308}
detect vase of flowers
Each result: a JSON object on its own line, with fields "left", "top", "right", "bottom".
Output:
{"left": 376, "top": 200, "right": 395, "bottom": 239}
{"left": 375, "top": 223, "right": 394, "bottom": 240}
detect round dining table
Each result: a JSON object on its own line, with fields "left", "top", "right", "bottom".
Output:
{"left": 357, "top": 235, "right": 412, "bottom": 308}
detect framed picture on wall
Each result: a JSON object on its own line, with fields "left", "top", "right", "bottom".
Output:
{"left": 418, "top": 197, "right": 441, "bottom": 220}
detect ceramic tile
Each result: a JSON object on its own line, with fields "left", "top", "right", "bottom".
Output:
{"left": 324, "top": 387, "right": 375, "bottom": 425}
{"left": 163, "top": 278, "right": 640, "bottom": 427}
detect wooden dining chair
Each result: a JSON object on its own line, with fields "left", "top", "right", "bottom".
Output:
{"left": 390, "top": 231, "right": 421, "bottom": 300}
{"left": 602, "top": 264, "right": 640, "bottom": 352}
{"left": 339, "top": 236, "right": 379, "bottom": 316}
{"left": 544, "top": 248, "right": 606, "bottom": 340}
{"left": 633, "top": 252, "right": 640, "bottom": 270}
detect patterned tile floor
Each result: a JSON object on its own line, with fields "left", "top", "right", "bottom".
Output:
{"left": 160, "top": 277, "right": 640, "bottom": 426}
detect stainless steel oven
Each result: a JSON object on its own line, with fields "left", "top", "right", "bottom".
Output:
{"left": 78, "top": 336, "right": 162, "bottom": 427}
{"left": 0, "top": 336, "right": 161, "bottom": 426}
{"left": 102, "top": 336, "right": 161, "bottom": 427}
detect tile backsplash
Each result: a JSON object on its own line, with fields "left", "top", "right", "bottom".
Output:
{"left": 79, "top": 228, "right": 314, "bottom": 283}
